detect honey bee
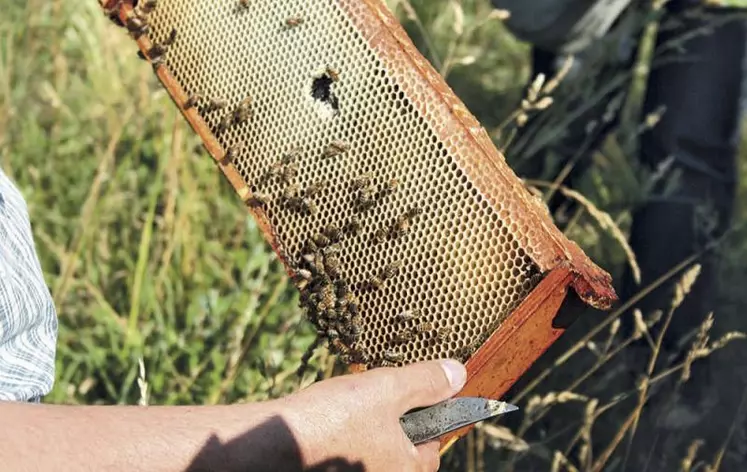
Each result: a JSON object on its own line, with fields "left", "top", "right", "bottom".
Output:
{"left": 125, "top": 15, "right": 149, "bottom": 38}
{"left": 184, "top": 93, "right": 203, "bottom": 109}
{"left": 383, "top": 350, "right": 404, "bottom": 363}
{"left": 313, "top": 233, "right": 331, "bottom": 248}
{"left": 380, "top": 261, "right": 402, "bottom": 280}
{"left": 233, "top": 96, "right": 253, "bottom": 123}
{"left": 322, "top": 140, "right": 351, "bottom": 158}
{"left": 302, "top": 198, "right": 319, "bottom": 215}
{"left": 144, "top": 43, "right": 168, "bottom": 62}
{"left": 296, "top": 269, "right": 313, "bottom": 280}
{"left": 136, "top": 0, "right": 158, "bottom": 15}
{"left": 395, "top": 309, "right": 421, "bottom": 323}
{"left": 304, "top": 239, "right": 319, "bottom": 253}
{"left": 301, "top": 252, "right": 318, "bottom": 266}
{"left": 293, "top": 277, "right": 309, "bottom": 291}
{"left": 248, "top": 192, "right": 271, "bottom": 207}
{"left": 162, "top": 28, "right": 178, "bottom": 47}
{"left": 207, "top": 97, "right": 228, "bottom": 112}
{"left": 372, "top": 228, "right": 388, "bottom": 244}
{"left": 318, "top": 289, "right": 336, "bottom": 312}
{"left": 326, "top": 328, "right": 340, "bottom": 340}
{"left": 406, "top": 206, "right": 424, "bottom": 219}
{"left": 305, "top": 180, "right": 327, "bottom": 198}
{"left": 367, "top": 275, "right": 383, "bottom": 291}
{"left": 351, "top": 173, "right": 372, "bottom": 191}
{"left": 323, "top": 224, "right": 342, "bottom": 243}
{"left": 347, "top": 301, "right": 359, "bottom": 316}
{"left": 323, "top": 254, "right": 341, "bottom": 279}
{"left": 415, "top": 322, "right": 434, "bottom": 334}
{"left": 380, "top": 179, "right": 399, "bottom": 197}
{"left": 326, "top": 66, "right": 341, "bottom": 82}
{"left": 356, "top": 186, "right": 376, "bottom": 210}
{"left": 390, "top": 216, "right": 411, "bottom": 239}
{"left": 218, "top": 113, "right": 234, "bottom": 133}
{"left": 435, "top": 326, "right": 451, "bottom": 342}
{"left": 282, "top": 147, "right": 302, "bottom": 165}
{"left": 280, "top": 162, "right": 299, "bottom": 184}
{"left": 223, "top": 144, "right": 242, "bottom": 164}
{"left": 457, "top": 342, "right": 479, "bottom": 360}
{"left": 343, "top": 216, "right": 362, "bottom": 236}
{"left": 334, "top": 279, "right": 349, "bottom": 297}
{"left": 393, "top": 328, "right": 415, "bottom": 343}
{"left": 285, "top": 15, "right": 304, "bottom": 28}
{"left": 324, "top": 307, "right": 340, "bottom": 320}
{"left": 282, "top": 183, "right": 301, "bottom": 201}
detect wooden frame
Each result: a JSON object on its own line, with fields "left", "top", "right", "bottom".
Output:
{"left": 106, "top": 0, "right": 618, "bottom": 455}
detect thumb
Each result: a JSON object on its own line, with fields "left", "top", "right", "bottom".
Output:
{"left": 387, "top": 359, "right": 467, "bottom": 411}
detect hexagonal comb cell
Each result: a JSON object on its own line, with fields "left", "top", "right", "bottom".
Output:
{"left": 115, "top": 0, "right": 616, "bottom": 371}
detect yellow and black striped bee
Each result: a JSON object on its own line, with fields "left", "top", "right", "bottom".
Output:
{"left": 435, "top": 326, "right": 451, "bottom": 342}
{"left": 395, "top": 309, "right": 421, "bottom": 323}
{"left": 136, "top": 0, "right": 158, "bottom": 15}
{"left": 390, "top": 215, "right": 412, "bottom": 239}
{"left": 223, "top": 144, "right": 242, "bottom": 164}
{"left": 367, "top": 275, "right": 384, "bottom": 291}
{"left": 184, "top": 93, "right": 204, "bottom": 109}
{"left": 393, "top": 328, "right": 415, "bottom": 344}
{"left": 302, "top": 198, "right": 319, "bottom": 215}
{"left": 323, "top": 224, "right": 343, "bottom": 243}
{"left": 372, "top": 228, "right": 388, "bottom": 245}
{"left": 285, "top": 15, "right": 304, "bottom": 28}
{"left": 380, "top": 261, "right": 402, "bottom": 280}
{"left": 248, "top": 192, "right": 271, "bottom": 207}
{"left": 351, "top": 173, "right": 372, "bottom": 191}
{"left": 383, "top": 350, "right": 404, "bottom": 363}
{"left": 379, "top": 179, "right": 399, "bottom": 197}
{"left": 415, "top": 322, "right": 434, "bottom": 334}
{"left": 305, "top": 180, "right": 327, "bottom": 198}
{"left": 343, "top": 216, "right": 362, "bottom": 237}
{"left": 322, "top": 140, "right": 351, "bottom": 158}
{"left": 326, "top": 66, "right": 341, "bottom": 82}
{"left": 313, "top": 233, "right": 331, "bottom": 248}
{"left": 207, "top": 97, "right": 228, "bottom": 112}
{"left": 233, "top": 96, "right": 253, "bottom": 124}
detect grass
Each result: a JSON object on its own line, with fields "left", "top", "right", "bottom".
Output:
{"left": 2, "top": 0, "right": 747, "bottom": 470}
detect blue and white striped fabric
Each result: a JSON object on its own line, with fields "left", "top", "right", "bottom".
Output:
{"left": 0, "top": 168, "right": 58, "bottom": 402}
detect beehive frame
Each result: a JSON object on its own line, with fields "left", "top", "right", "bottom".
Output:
{"left": 103, "top": 0, "right": 617, "bottom": 451}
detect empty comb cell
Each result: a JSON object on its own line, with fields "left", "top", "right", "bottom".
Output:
{"left": 108, "top": 0, "right": 617, "bottom": 450}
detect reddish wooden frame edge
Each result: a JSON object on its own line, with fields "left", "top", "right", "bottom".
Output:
{"left": 438, "top": 265, "right": 574, "bottom": 454}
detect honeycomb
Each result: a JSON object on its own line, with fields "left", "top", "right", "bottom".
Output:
{"left": 117, "top": 0, "right": 615, "bottom": 368}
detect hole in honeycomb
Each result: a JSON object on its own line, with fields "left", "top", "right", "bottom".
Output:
{"left": 310, "top": 71, "right": 340, "bottom": 112}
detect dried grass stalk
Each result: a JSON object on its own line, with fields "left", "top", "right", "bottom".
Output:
{"left": 476, "top": 423, "right": 529, "bottom": 452}
{"left": 137, "top": 357, "right": 149, "bottom": 406}
{"left": 527, "top": 181, "right": 641, "bottom": 284}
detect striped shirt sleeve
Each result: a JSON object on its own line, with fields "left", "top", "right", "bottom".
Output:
{"left": 0, "top": 169, "right": 58, "bottom": 402}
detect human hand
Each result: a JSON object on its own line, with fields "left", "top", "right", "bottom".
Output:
{"left": 277, "top": 359, "right": 467, "bottom": 472}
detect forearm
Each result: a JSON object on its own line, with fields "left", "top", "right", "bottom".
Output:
{"left": 0, "top": 400, "right": 305, "bottom": 471}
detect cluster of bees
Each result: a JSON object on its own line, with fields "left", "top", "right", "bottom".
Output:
{"left": 117, "top": 0, "right": 479, "bottom": 373}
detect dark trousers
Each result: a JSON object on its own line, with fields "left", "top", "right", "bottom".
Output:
{"left": 530, "top": 4, "right": 746, "bottom": 348}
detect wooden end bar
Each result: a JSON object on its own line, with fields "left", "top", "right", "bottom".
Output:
{"left": 439, "top": 266, "right": 574, "bottom": 453}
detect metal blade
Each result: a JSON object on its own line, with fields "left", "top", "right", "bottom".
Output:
{"left": 400, "top": 397, "right": 519, "bottom": 445}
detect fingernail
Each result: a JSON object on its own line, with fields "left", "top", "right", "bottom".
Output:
{"left": 440, "top": 359, "right": 467, "bottom": 392}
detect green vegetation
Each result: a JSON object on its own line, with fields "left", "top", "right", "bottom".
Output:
{"left": 2, "top": 0, "right": 747, "bottom": 470}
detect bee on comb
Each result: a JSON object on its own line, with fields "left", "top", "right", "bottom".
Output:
{"left": 285, "top": 15, "right": 304, "bottom": 29}
{"left": 322, "top": 140, "right": 351, "bottom": 159}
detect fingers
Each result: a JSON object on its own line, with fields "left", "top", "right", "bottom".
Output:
{"left": 415, "top": 441, "right": 441, "bottom": 472}
{"left": 391, "top": 359, "right": 467, "bottom": 411}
